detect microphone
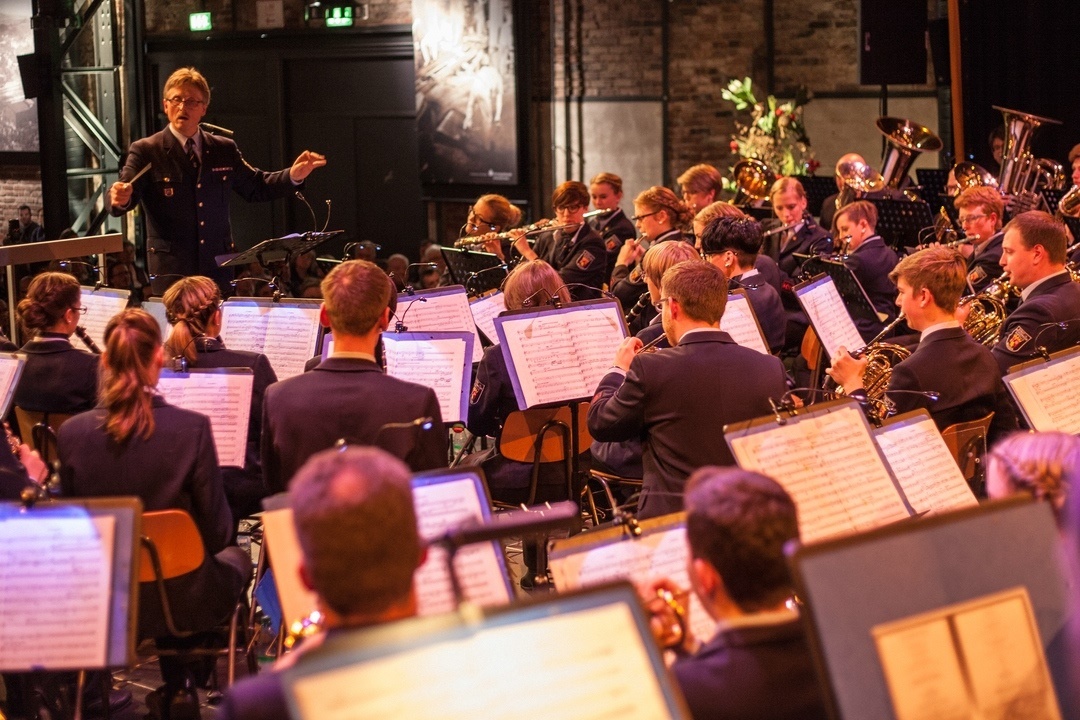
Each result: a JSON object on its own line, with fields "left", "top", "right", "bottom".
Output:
{"left": 392, "top": 294, "right": 428, "bottom": 331}
{"left": 199, "top": 122, "right": 234, "bottom": 138}
{"left": 295, "top": 191, "right": 333, "bottom": 234}
{"left": 439, "top": 501, "right": 579, "bottom": 549}
{"left": 464, "top": 263, "right": 509, "bottom": 295}
{"left": 60, "top": 260, "right": 103, "bottom": 289}
{"left": 583, "top": 208, "right": 613, "bottom": 219}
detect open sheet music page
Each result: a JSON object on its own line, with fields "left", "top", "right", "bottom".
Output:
{"left": 157, "top": 369, "right": 254, "bottom": 468}
{"left": 412, "top": 474, "right": 511, "bottom": 615}
{"left": 469, "top": 290, "right": 505, "bottom": 344}
{"left": 495, "top": 300, "right": 627, "bottom": 409}
{"left": 872, "top": 587, "right": 1061, "bottom": 720}
{"left": 261, "top": 507, "right": 319, "bottom": 630}
{"left": 727, "top": 403, "right": 911, "bottom": 543}
{"left": 1004, "top": 349, "right": 1080, "bottom": 433}
{"left": 287, "top": 601, "right": 679, "bottom": 720}
{"left": 720, "top": 290, "right": 769, "bottom": 354}
{"left": 220, "top": 301, "right": 321, "bottom": 379}
{"left": 0, "top": 354, "right": 24, "bottom": 417}
{"left": 80, "top": 287, "right": 131, "bottom": 350}
{"left": 143, "top": 298, "right": 170, "bottom": 339}
{"left": 873, "top": 412, "right": 978, "bottom": 516}
{"left": 550, "top": 515, "right": 716, "bottom": 643}
{"left": 0, "top": 511, "right": 116, "bottom": 671}
{"left": 795, "top": 275, "right": 864, "bottom": 361}
{"left": 396, "top": 287, "right": 484, "bottom": 364}
{"left": 382, "top": 333, "right": 472, "bottom": 424}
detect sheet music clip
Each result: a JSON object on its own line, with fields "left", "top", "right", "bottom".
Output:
{"left": 20, "top": 480, "right": 48, "bottom": 510}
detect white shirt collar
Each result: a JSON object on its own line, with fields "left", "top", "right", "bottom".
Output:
{"left": 1021, "top": 269, "right": 1070, "bottom": 302}
{"left": 919, "top": 319, "right": 960, "bottom": 341}
{"left": 168, "top": 125, "right": 201, "bottom": 154}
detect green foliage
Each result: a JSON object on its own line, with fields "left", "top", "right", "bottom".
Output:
{"left": 722, "top": 77, "right": 819, "bottom": 177}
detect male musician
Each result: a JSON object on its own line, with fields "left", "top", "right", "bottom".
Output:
{"left": 954, "top": 186, "right": 1005, "bottom": 292}
{"left": 990, "top": 211, "right": 1080, "bottom": 374}
{"left": 513, "top": 180, "right": 606, "bottom": 299}
{"left": 218, "top": 447, "right": 425, "bottom": 719}
{"left": 644, "top": 467, "right": 827, "bottom": 720}
{"left": 107, "top": 67, "right": 326, "bottom": 295}
{"left": 828, "top": 247, "right": 1017, "bottom": 434}
{"left": 819, "top": 153, "right": 905, "bottom": 232}
{"left": 588, "top": 261, "right": 787, "bottom": 519}
{"left": 589, "top": 172, "right": 637, "bottom": 279}
{"left": 677, "top": 164, "right": 724, "bottom": 215}
{"left": 832, "top": 200, "right": 900, "bottom": 341}
{"left": 765, "top": 177, "right": 832, "bottom": 282}
{"left": 261, "top": 260, "right": 446, "bottom": 493}
{"left": 1070, "top": 143, "right": 1080, "bottom": 188}
{"left": 698, "top": 216, "right": 786, "bottom": 353}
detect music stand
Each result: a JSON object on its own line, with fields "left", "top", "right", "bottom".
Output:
{"left": 218, "top": 231, "right": 342, "bottom": 299}
{"left": 440, "top": 246, "right": 506, "bottom": 293}
{"left": 1042, "top": 187, "right": 1080, "bottom": 240}
{"left": 869, "top": 198, "right": 934, "bottom": 251}
{"left": 796, "top": 175, "right": 839, "bottom": 218}
{"left": 798, "top": 258, "right": 881, "bottom": 326}
{"left": 915, "top": 168, "right": 948, "bottom": 199}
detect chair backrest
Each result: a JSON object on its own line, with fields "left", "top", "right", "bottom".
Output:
{"left": 499, "top": 405, "right": 592, "bottom": 463}
{"left": 139, "top": 509, "right": 206, "bottom": 583}
{"left": 15, "top": 407, "right": 74, "bottom": 464}
{"left": 941, "top": 412, "right": 995, "bottom": 494}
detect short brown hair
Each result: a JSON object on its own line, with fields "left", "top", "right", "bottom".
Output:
{"left": 833, "top": 200, "right": 877, "bottom": 233}
{"left": 677, "top": 164, "right": 723, "bottom": 197}
{"left": 768, "top": 176, "right": 806, "bottom": 201}
{"left": 694, "top": 201, "right": 745, "bottom": 229}
{"left": 502, "top": 260, "right": 570, "bottom": 310}
{"left": 321, "top": 260, "right": 393, "bottom": 336}
{"left": 551, "top": 181, "right": 589, "bottom": 210}
{"left": 1004, "top": 210, "right": 1068, "bottom": 264}
{"left": 889, "top": 246, "right": 967, "bottom": 312}
{"left": 660, "top": 260, "right": 728, "bottom": 324}
{"left": 163, "top": 67, "right": 211, "bottom": 105}
{"left": 589, "top": 172, "right": 623, "bottom": 195}
{"left": 953, "top": 186, "right": 1004, "bottom": 228}
{"left": 642, "top": 241, "right": 701, "bottom": 287}
{"left": 1069, "top": 144, "right": 1080, "bottom": 164}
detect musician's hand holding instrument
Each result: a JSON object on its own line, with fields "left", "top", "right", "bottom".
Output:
{"left": 616, "top": 237, "right": 646, "bottom": 268}
{"left": 825, "top": 345, "right": 869, "bottom": 394}
{"left": 640, "top": 577, "right": 697, "bottom": 654}
{"left": 510, "top": 227, "right": 538, "bottom": 261}
{"left": 614, "top": 336, "right": 644, "bottom": 371}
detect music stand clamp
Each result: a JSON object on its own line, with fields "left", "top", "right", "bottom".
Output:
{"left": 217, "top": 231, "right": 343, "bottom": 302}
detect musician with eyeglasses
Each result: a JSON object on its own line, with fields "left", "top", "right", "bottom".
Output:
{"left": 954, "top": 186, "right": 1005, "bottom": 293}
{"left": 463, "top": 194, "right": 523, "bottom": 261}
{"left": 107, "top": 67, "right": 327, "bottom": 296}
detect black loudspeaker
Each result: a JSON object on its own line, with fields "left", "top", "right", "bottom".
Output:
{"left": 17, "top": 54, "right": 40, "bottom": 100}
{"left": 860, "top": 0, "right": 928, "bottom": 85}
{"left": 927, "top": 18, "right": 951, "bottom": 86}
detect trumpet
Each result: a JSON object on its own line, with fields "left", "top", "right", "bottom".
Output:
{"left": 636, "top": 333, "right": 667, "bottom": 354}
{"left": 454, "top": 218, "right": 553, "bottom": 248}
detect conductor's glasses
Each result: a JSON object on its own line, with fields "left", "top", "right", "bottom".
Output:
{"left": 165, "top": 96, "right": 207, "bottom": 109}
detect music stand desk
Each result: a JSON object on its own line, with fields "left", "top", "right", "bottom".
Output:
{"left": 217, "top": 231, "right": 343, "bottom": 270}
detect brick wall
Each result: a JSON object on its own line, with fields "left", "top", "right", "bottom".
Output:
{"left": 0, "top": 166, "right": 43, "bottom": 228}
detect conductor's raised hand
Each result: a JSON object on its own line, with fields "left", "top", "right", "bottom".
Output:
{"left": 289, "top": 150, "right": 328, "bottom": 183}
{"left": 109, "top": 181, "right": 133, "bottom": 208}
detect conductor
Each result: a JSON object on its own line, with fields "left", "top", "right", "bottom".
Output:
{"left": 107, "top": 67, "right": 326, "bottom": 295}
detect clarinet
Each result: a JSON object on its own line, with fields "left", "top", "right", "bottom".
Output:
{"left": 624, "top": 290, "right": 651, "bottom": 326}
{"left": 74, "top": 325, "right": 102, "bottom": 355}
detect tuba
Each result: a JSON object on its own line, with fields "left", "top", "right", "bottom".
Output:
{"left": 876, "top": 117, "right": 943, "bottom": 190}
{"left": 958, "top": 271, "right": 1016, "bottom": 346}
{"left": 994, "top": 106, "right": 1064, "bottom": 211}
{"left": 835, "top": 158, "right": 885, "bottom": 211}
{"left": 731, "top": 158, "right": 777, "bottom": 206}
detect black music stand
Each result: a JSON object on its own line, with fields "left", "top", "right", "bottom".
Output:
{"left": 798, "top": 258, "right": 881, "bottom": 328}
{"left": 440, "top": 246, "right": 505, "bottom": 293}
{"left": 796, "top": 175, "right": 839, "bottom": 218}
{"left": 915, "top": 168, "right": 948, "bottom": 200}
{"left": 869, "top": 198, "right": 934, "bottom": 251}
{"left": 217, "top": 231, "right": 342, "bottom": 300}
{"left": 1042, "top": 187, "right": 1080, "bottom": 240}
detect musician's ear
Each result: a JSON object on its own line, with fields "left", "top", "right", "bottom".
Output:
{"left": 318, "top": 304, "right": 330, "bottom": 329}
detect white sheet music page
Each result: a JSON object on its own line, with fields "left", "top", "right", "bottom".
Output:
{"left": 0, "top": 354, "right": 22, "bottom": 412}
{"left": 220, "top": 302, "right": 321, "bottom": 380}
{"left": 261, "top": 508, "right": 318, "bottom": 630}
{"left": 397, "top": 288, "right": 484, "bottom": 364}
{"left": 412, "top": 477, "right": 510, "bottom": 615}
{"left": 720, "top": 292, "right": 769, "bottom": 354}
{"left": 795, "top": 276, "right": 864, "bottom": 361}
{"left": 80, "top": 287, "right": 130, "bottom": 350}
{"left": 290, "top": 602, "right": 676, "bottom": 720}
{"left": 382, "top": 334, "right": 469, "bottom": 424}
{"left": 729, "top": 404, "right": 910, "bottom": 542}
{"left": 0, "top": 513, "right": 116, "bottom": 671}
{"left": 497, "top": 303, "right": 626, "bottom": 409}
{"left": 143, "top": 298, "right": 171, "bottom": 339}
{"left": 469, "top": 291, "right": 505, "bottom": 344}
{"left": 1005, "top": 351, "right": 1080, "bottom": 433}
{"left": 873, "top": 414, "right": 978, "bottom": 516}
{"left": 156, "top": 371, "right": 254, "bottom": 468}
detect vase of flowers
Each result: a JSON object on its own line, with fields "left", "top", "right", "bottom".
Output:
{"left": 721, "top": 77, "right": 818, "bottom": 185}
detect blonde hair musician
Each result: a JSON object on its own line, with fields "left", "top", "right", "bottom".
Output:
{"left": 987, "top": 431, "right": 1079, "bottom": 527}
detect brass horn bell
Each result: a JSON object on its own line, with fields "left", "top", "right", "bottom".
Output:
{"left": 731, "top": 158, "right": 777, "bottom": 206}
{"left": 876, "top": 116, "right": 943, "bottom": 189}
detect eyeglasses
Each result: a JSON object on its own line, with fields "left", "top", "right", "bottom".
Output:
{"left": 71, "top": 305, "right": 88, "bottom": 315}
{"left": 653, "top": 296, "right": 674, "bottom": 313}
{"left": 554, "top": 204, "right": 584, "bottom": 214}
{"left": 631, "top": 211, "right": 660, "bottom": 222}
{"left": 467, "top": 210, "right": 497, "bottom": 232}
{"left": 959, "top": 214, "right": 987, "bottom": 226}
{"left": 165, "top": 96, "right": 207, "bottom": 109}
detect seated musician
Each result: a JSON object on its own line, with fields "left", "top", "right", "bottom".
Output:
{"left": 219, "top": 447, "right": 424, "bottom": 720}
{"left": 833, "top": 200, "right": 900, "bottom": 341}
{"left": 987, "top": 431, "right": 1078, "bottom": 527}
{"left": 698, "top": 216, "right": 786, "bottom": 353}
{"left": 261, "top": 260, "right": 446, "bottom": 493}
{"left": 693, "top": 201, "right": 782, "bottom": 293}
{"left": 954, "top": 186, "right": 1005, "bottom": 293}
{"left": 766, "top": 176, "right": 832, "bottom": 283}
{"left": 510, "top": 181, "right": 606, "bottom": 300}
{"left": 1070, "top": 143, "right": 1080, "bottom": 188}
{"left": 0, "top": 438, "right": 48, "bottom": 500}
{"left": 677, "top": 163, "right": 724, "bottom": 216}
{"left": 589, "top": 172, "right": 637, "bottom": 279}
{"left": 462, "top": 193, "right": 523, "bottom": 260}
{"left": 642, "top": 467, "right": 828, "bottom": 720}
{"left": 819, "top": 152, "right": 905, "bottom": 232}
{"left": 827, "top": 247, "right": 1017, "bottom": 435}
{"left": 588, "top": 261, "right": 788, "bottom": 519}
{"left": 163, "top": 276, "right": 278, "bottom": 520}
{"left": 990, "top": 210, "right": 1080, "bottom": 374}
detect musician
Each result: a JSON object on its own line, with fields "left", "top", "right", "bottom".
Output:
{"left": 643, "top": 467, "right": 827, "bottom": 720}
{"left": 163, "top": 276, "right": 278, "bottom": 519}
{"left": 510, "top": 181, "right": 606, "bottom": 300}
{"left": 990, "top": 210, "right": 1080, "bottom": 374}
{"left": 0, "top": 435, "right": 48, "bottom": 500}
{"left": 57, "top": 309, "right": 251, "bottom": 714}
{"left": 588, "top": 261, "right": 788, "bottom": 519}
{"left": 833, "top": 200, "right": 900, "bottom": 341}
{"left": 693, "top": 201, "right": 782, "bottom": 293}
{"left": 13, "top": 272, "right": 99, "bottom": 415}
{"left": 954, "top": 186, "right": 1005, "bottom": 292}
{"left": 107, "top": 67, "right": 326, "bottom": 295}
{"left": 819, "top": 153, "right": 904, "bottom": 231}
{"left": 218, "top": 447, "right": 424, "bottom": 720}
{"left": 589, "top": 172, "right": 637, "bottom": 279}
{"left": 463, "top": 193, "right": 523, "bottom": 259}
{"left": 766, "top": 177, "right": 832, "bottom": 282}
{"left": 677, "top": 164, "right": 724, "bottom": 215}
{"left": 987, "top": 431, "right": 1078, "bottom": 527}
{"left": 1070, "top": 143, "right": 1080, "bottom": 188}
{"left": 261, "top": 260, "right": 446, "bottom": 493}
{"left": 698, "top": 216, "right": 786, "bottom": 353}
{"left": 827, "top": 247, "right": 1017, "bottom": 435}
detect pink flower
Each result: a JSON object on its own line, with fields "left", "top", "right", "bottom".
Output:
{"left": 775, "top": 108, "right": 783, "bottom": 117}
{"left": 729, "top": 140, "right": 739, "bottom": 152}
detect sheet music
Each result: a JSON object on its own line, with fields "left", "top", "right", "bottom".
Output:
{"left": 382, "top": 333, "right": 470, "bottom": 424}
{"left": 220, "top": 302, "right": 321, "bottom": 379}
{"left": 156, "top": 370, "right": 254, "bottom": 468}
{"left": 720, "top": 291, "right": 769, "bottom": 354}
{"left": 550, "top": 518, "right": 716, "bottom": 643}
{"left": 142, "top": 298, "right": 170, "bottom": 339}
{"left": 496, "top": 302, "right": 627, "bottom": 409}
{"left": 79, "top": 287, "right": 130, "bottom": 351}
{"left": 412, "top": 477, "right": 511, "bottom": 615}
{"left": 0, "top": 513, "right": 116, "bottom": 671}
{"left": 1005, "top": 351, "right": 1080, "bottom": 433}
{"left": 396, "top": 288, "right": 484, "bottom": 364}
{"left": 261, "top": 507, "right": 319, "bottom": 630}
{"left": 873, "top": 587, "right": 1061, "bottom": 720}
{"left": 0, "top": 354, "right": 24, "bottom": 417}
{"left": 873, "top": 414, "right": 978, "bottom": 516}
{"left": 469, "top": 291, "right": 505, "bottom": 344}
{"left": 796, "top": 276, "right": 864, "bottom": 360}
{"left": 289, "top": 602, "right": 677, "bottom": 720}
{"left": 728, "top": 404, "right": 911, "bottom": 543}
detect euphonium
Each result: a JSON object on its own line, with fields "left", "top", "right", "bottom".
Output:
{"left": 949, "top": 162, "right": 999, "bottom": 197}
{"left": 958, "top": 271, "right": 1015, "bottom": 346}
{"left": 876, "top": 116, "right": 943, "bottom": 189}
{"left": 835, "top": 158, "right": 885, "bottom": 211}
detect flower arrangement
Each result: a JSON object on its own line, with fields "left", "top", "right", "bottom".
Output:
{"left": 721, "top": 77, "right": 819, "bottom": 182}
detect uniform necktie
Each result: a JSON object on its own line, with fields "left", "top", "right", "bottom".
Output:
{"left": 185, "top": 137, "right": 200, "bottom": 173}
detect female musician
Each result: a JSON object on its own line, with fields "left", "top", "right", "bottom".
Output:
{"left": 57, "top": 309, "right": 250, "bottom": 713}
{"left": 13, "top": 271, "right": 99, "bottom": 415}
{"left": 465, "top": 193, "right": 524, "bottom": 262}
{"left": 163, "top": 276, "right": 278, "bottom": 520}
{"left": 677, "top": 163, "right": 725, "bottom": 215}
{"left": 589, "top": 172, "right": 638, "bottom": 278}
{"left": 987, "top": 431, "right": 1079, "bottom": 527}
{"left": 611, "top": 186, "right": 693, "bottom": 334}
{"left": 767, "top": 176, "right": 832, "bottom": 282}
